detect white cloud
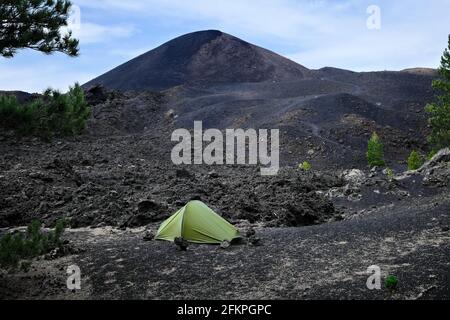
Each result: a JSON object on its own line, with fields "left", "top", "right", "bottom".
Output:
{"left": 64, "top": 22, "right": 136, "bottom": 44}
{"left": 75, "top": 0, "right": 351, "bottom": 40}
{"left": 74, "top": 0, "right": 145, "bottom": 12}
{"left": 2, "top": 0, "right": 450, "bottom": 93}
{"left": 73, "top": 0, "right": 450, "bottom": 70}
{"left": 287, "top": 29, "right": 446, "bottom": 71}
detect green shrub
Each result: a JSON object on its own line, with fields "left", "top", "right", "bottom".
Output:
{"left": 299, "top": 161, "right": 311, "bottom": 171}
{"left": 19, "top": 260, "right": 32, "bottom": 272}
{"left": 427, "top": 149, "right": 438, "bottom": 161}
{"left": 366, "top": 132, "right": 385, "bottom": 167}
{"left": 0, "top": 95, "right": 35, "bottom": 132}
{"left": 407, "top": 150, "right": 424, "bottom": 170}
{"left": 0, "top": 83, "right": 91, "bottom": 139}
{"left": 385, "top": 275, "right": 398, "bottom": 291}
{"left": 0, "top": 219, "right": 67, "bottom": 269}
{"left": 386, "top": 167, "right": 394, "bottom": 180}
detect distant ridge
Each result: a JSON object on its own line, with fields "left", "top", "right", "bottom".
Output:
{"left": 401, "top": 67, "right": 438, "bottom": 76}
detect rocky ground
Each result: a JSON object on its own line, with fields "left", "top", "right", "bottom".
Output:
{"left": 0, "top": 132, "right": 344, "bottom": 229}
{"left": 1, "top": 187, "right": 448, "bottom": 300}
{"left": 0, "top": 124, "right": 449, "bottom": 299}
{"left": 0, "top": 86, "right": 449, "bottom": 300}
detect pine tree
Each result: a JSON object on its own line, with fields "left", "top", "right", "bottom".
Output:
{"left": 367, "top": 132, "right": 385, "bottom": 167}
{"left": 0, "top": 0, "right": 79, "bottom": 57}
{"left": 425, "top": 35, "right": 450, "bottom": 150}
{"left": 407, "top": 150, "right": 423, "bottom": 171}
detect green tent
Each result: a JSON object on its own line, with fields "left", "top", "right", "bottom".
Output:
{"left": 155, "top": 200, "right": 240, "bottom": 244}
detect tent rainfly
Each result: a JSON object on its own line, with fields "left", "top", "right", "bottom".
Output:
{"left": 155, "top": 200, "right": 240, "bottom": 244}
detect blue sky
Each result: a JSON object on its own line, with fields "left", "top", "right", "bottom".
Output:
{"left": 1, "top": 0, "right": 449, "bottom": 93}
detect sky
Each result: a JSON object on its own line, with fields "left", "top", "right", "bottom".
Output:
{"left": 1, "top": 0, "right": 449, "bottom": 93}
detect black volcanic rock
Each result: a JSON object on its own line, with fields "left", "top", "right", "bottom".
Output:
{"left": 83, "top": 30, "right": 310, "bottom": 91}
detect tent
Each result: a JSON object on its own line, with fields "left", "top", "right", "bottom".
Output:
{"left": 155, "top": 200, "right": 240, "bottom": 244}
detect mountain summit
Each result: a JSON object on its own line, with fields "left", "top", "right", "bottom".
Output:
{"left": 84, "top": 30, "right": 310, "bottom": 91}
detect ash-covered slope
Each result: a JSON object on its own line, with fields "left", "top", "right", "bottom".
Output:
{"left": 81, "top": 31, "right": 437, "bottom": 169}
{"left": 84, "top": 30, "right": 310, "bottom": 91}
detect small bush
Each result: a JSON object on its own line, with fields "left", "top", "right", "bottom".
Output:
{"left": 0, "top": 219, "right": 66, "bottom": 269}
{"left": 385, "top": 275, "right": 398, "bottom": 291}
{"left": 386, "top": 167, "right": 394, "bottom": 180}
{"left": 299, "top": 161, "right": 311, "bottom": 171}
{"left": 427, "top": 149, "right": 438, "bottom": 161}
{"left": 0, "top": 83, "right": 91, "bottom": 139}
{"left": 407, "top": 150, "right": 424, "bottom": 170}
{"left": 366, "top": 132, "right": 385, "bottom": 167}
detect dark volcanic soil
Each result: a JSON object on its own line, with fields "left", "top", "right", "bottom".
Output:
{"left": 1, "top": 190, "right": 449, "bottom": 300}
{"left": 0, "top": 117, "right": 449, "bottom": 299}
{"left": 1, "top": 85, "right": 449, "bottom": 300}
{"left": 0, "top": 30, "right": 447, "bottom": 300}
